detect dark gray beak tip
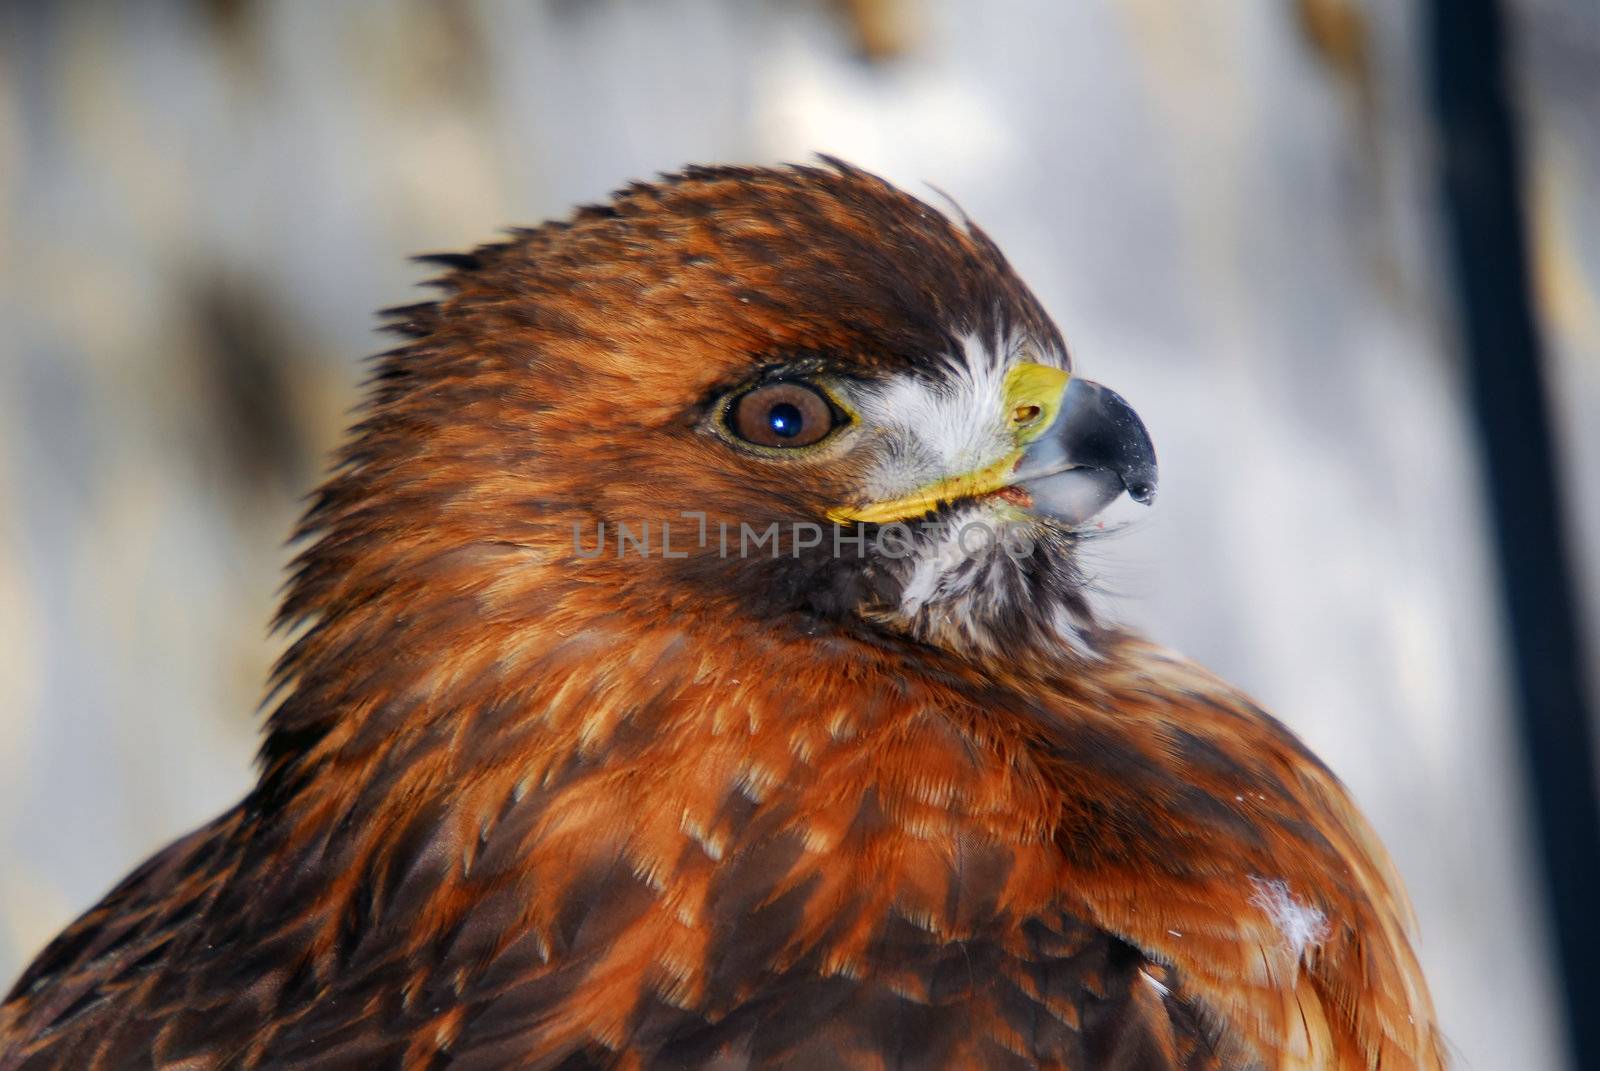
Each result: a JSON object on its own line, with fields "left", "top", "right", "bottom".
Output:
{"left": 1118, "top": 439, "right": 1159, "bottom": 506}
{"left": 1061, "top": 377, "right": 1158, "bottom": 505}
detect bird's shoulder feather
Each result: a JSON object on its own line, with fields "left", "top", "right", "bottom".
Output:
{"left": 0, "top": 633, "right": 1442, "bottom": 1070}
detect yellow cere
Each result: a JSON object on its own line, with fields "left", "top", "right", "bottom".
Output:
{"left": 1002, "top": 362, "right": 1070, "bottom": 443}
{"left": 828, "top": 364, "right": 1070, "bottom": 525}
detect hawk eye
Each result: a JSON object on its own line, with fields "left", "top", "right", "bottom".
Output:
{"left": 727, "top": 381, "right": 842, "bottom": 449}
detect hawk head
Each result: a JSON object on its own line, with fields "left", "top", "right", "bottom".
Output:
{"left": 286, "top": 160, "right": 1155, "bottom": 687}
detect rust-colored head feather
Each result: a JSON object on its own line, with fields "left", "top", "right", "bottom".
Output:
{"left": 1, "top": 161, "right": 1442, "bottom": 1070}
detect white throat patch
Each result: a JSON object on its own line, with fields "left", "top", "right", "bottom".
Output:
{"left": 846, "top": 331, "right": 1097, "bottom": 659}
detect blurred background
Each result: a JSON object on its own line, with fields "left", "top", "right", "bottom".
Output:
{"left": 1, "top": 1, "right": 1597, "bottom": 1067}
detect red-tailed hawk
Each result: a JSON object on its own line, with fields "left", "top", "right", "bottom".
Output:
{"left": 0, "top": 161, "right": 1443, "bottom": 1069}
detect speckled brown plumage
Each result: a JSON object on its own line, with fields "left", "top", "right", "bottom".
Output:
{"left": 0, "top": 161, "right": 1444, "bottom": 1070}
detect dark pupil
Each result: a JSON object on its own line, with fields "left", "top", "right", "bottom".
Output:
{"left": 767, "top": 402, "right": 805, "bottom": 438}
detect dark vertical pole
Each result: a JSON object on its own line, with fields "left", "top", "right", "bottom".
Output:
{"left": 1426, "top": 2, "right": 1600, "bottom": 1068}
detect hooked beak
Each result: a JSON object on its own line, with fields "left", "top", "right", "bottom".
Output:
{"left": 827, "top": 363, "right": 1157, "bottom": 527}
{"left": 1012, "top": 374, "right": 1157, "bottom": 525}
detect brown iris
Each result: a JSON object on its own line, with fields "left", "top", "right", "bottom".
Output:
{"left": 727, "top": 381, "right": 841, "bottom": 449}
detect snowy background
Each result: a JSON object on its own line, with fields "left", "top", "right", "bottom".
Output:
{"left": 2, "top": 3, "right": 1597, "bottom": 1068}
